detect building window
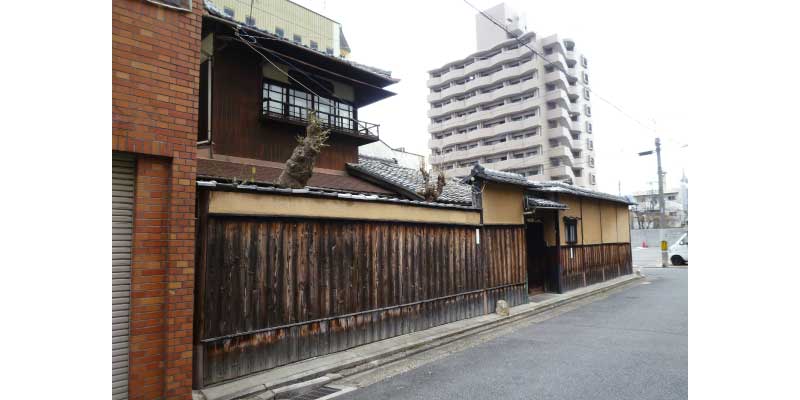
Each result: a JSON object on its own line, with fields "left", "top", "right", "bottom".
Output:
{"left": 581, "top": 55, "right": 588, "bottom": 67}
{"left": 310, "top": 40, "right": 318, "bottom": 50}
{"left": 245, "top": 15, "right": 256, "bottom": 26}
{"left": 262, "top": 80, "right": 358, "bottom": 133}
{"left": 586, "top": 121, "right": 593, "bottom": 133}
{"left": 584, "top": 87, "right": 591, "bottom": 100}
{"left": 275, "top": 27, "right": 285, "bottom": 38}
{"left": 668, "top": 195, "right": 676, "bottom": 200}
{"left": 590, "top": 174, "right": 596, "bottom": 185}
{"left": 587, "top": 139, "right": 594, "bottom": 150}
{"left": 584, "top": 105, "right": 592, "bottom": 116}
{"left": 564, "top": 217, "right": 578, "bottom": 244}
{"left": 293, "top": 34, "right": 302, "bottom": 43}
{"left": 223, "top": 6, "right": 235, "bottom": 17}
{"left": 263, "top": 82, "right": 287, "bottom": 115}
{"left": 582, "top": 71, "right": 589, "bottom": 84}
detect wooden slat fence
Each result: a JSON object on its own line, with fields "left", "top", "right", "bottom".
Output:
{"left": 196, "top": 217, "right": 527, "bottom": 386}
{"left": 558, "top": 243, "right": 633, "bottom": 292}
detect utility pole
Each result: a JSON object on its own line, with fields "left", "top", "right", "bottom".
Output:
{"left": 638, "top": 137, "right": 669, "bottom": 267}
{"left": 655, "top": 138, "right": 665, "bottom": 229}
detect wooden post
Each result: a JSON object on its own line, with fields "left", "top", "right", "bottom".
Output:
{"left": 554, "top": 195, "right": 563, "bottom": 293}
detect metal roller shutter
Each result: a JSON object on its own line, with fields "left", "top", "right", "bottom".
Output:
{"left": 112, "top": 153, "right": 135, "bottom": 400}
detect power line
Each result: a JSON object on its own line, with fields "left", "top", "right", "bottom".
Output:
{"left": 235, "top": 28, "right": 325, "bottom": 99}
{"left": 235, "top": 27, "right": 338, "bottom": 99}
{"left": 461, "top": 0, "right": 658, "bottom": 137}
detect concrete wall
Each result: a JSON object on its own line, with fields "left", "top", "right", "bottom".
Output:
{"left": 631, "top": 228, "right": 687, "bottom": 247}
{"left": 358, "top": 140, "right": 425, "bottom": 169}
{"left": 481, "top": 182, "right": 525, "bottom": 225}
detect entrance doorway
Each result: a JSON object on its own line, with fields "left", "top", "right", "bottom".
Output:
{"left": 526, "top": 220, "right": 548, "bottom": 294}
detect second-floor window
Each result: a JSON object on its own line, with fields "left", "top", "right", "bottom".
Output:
{"left": 263, "top": 81, "right": 355, "bottom": 132}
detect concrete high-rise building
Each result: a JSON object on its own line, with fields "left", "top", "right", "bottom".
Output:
{"left": 427, "top": 3, "right": 597, "bottom": 188}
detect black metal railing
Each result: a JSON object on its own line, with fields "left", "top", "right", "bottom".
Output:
{"left": 262, "top": 84, "right": 379, "bottom": 140}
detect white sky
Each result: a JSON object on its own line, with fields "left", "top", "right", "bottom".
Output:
{"left": 293, "top": 0, "right": 691, "bottom": 194}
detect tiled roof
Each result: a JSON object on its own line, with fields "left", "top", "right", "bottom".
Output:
{"left": 528, "top": 181, "right": 636, "bottom": 205}
{"left": 463, "top": 164, "right": 530, "bottom": 187}
{"left": 196, "top": 180, "right": 477, "bottom": 210}
{"left": 346, "top": 156, "right": 474, "bottom": 205}
{"left": 464, "top": 163, "right": 634, "bottom": 205}
{"left": 526, "top": 196, "right": 568, "bottom": 210}
{"left": 197, "top": 158, "right": 394, "bottom": 195}
{"left": 204, "top": 0, "right": 396, "bottom": 81}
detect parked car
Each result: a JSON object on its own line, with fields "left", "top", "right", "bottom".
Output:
{"left": 669, "top": 233, "right": 688, "bottom": 265}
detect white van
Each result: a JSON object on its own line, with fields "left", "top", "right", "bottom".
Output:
{"left": 669, "top": 233, "right": 688, "bottom": 265}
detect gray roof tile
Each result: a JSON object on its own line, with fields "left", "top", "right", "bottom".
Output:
{"left": 526, "top": 196, "right": 568, "bottom": 210}
{"left": 347, "top": 156, "right": 474, "bottom": 205}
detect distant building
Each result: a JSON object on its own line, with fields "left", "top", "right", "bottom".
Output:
{"left": 630, "top": 181, "right": 689, "bottom": 228}
{"left": 359, "top": 139, "right": 425, "bottom": 169}
{"left": 426, "top": 2, "right": 597, "bottom": 188}
{"left": 209, "top": 0, "right": 351, "bottom": 58}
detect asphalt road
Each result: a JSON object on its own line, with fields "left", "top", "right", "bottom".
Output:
{"left": 633, "top": 247, "right": 667, "bottom": 268}
{"left": 338, "top": 268, "right": 687, "bottom": 400}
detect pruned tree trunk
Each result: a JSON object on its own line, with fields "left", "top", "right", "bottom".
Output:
{"left": 277, "top": 112, "right": 330, "bottom": 188}
{"left": 417, "top": 160, "right": 446, "bottom": 202}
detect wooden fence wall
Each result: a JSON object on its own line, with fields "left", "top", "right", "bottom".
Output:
{"left": 558, "top": 243, "right": 633, "bottom": 292}
{"left": 195, "top": 217, "right": 527, "bottom": 387}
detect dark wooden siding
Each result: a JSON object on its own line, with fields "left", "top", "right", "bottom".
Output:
{"left": 196, "top": 217, "right": 527, "bottom": 386}
{"left": 558, "top": 243, "right": 633, "bottom": 292}
{"left": 210, "top": 44, "right": 360, "bottom": 170}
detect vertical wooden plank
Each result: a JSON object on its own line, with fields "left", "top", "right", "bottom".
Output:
{"left": 270, "top": 222, "right": 282, "bottom": 327}
{"left": 297, "top": 222, "right": 308, "bottom": 323}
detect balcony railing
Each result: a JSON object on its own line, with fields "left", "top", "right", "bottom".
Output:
{"left": 262, "top": 83, "right": 379, "bottom": 140}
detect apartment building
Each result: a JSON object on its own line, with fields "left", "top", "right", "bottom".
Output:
{"left": 208, "top": 0, "right": 350, "bottom": 57}
{"left": 427, "top": 3, "right": 597, "bottom": 188}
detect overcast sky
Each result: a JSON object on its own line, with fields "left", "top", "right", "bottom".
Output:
{"left": 294, "top": 0, "right": 690, "bottom": 194}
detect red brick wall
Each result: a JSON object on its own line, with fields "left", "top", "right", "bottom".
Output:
{"left": 112, "top": 0, "right": 202, "bottom": 398}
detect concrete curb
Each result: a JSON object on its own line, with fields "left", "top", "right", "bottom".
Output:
{"left": 197, "top": 274, "right": 644, "bottom": 400}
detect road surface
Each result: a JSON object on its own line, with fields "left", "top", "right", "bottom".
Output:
{"left": 338, "top": 268, "right": 687, "bottom": 400}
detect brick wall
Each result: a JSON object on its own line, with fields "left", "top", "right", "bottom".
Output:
{"left": 112, "top": 0, "right": 202, "bottom": 398}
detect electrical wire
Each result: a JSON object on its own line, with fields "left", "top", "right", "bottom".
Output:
{"left": 235, "top": 27, "right": 337, "bottom": 99}
{"left": 461, "top": 0, "right": 657, "bottom": 137}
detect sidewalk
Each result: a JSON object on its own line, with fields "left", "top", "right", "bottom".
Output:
{"left": 195, "top": 273, "right": 644, "bottom": 400}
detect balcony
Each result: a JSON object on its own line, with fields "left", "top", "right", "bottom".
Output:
{"left": 428, "top": 78, "right": 540, "bottom": 119}
{"left": 430, "top": 136, "right": 545, "bottom": 166}
{"left": 428, "top": 57, "right": 537, "bottom": 104}
{"left": 427, "top": 46, "right": 530, "bottom": 89}
{"left": 429, "top": 118, "right": 542, "bottom": 150}
{"left": 429, "top": 99, "right": 541, "bottom": 134}
{"left": 261, "top": 96, "right": 379, "bottom": 141}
